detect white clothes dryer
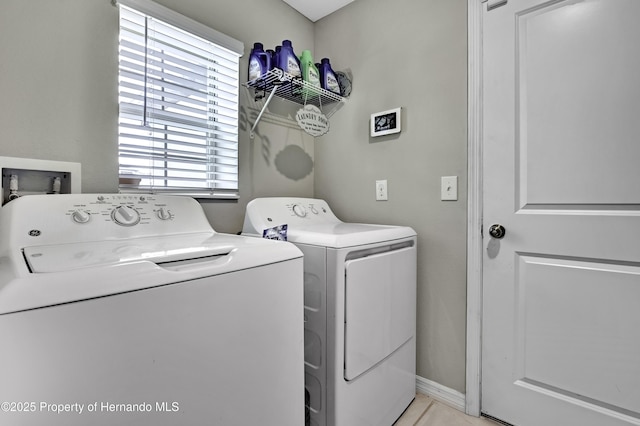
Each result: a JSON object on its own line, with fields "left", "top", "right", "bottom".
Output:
{"left": 243, "top": 197, "right": 417, "bottom": 426}
{"left": 0, "top": 194, "right": 304, "bottom": 426}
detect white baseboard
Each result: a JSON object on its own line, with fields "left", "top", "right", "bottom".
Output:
{"left": 415, "top": 375, "right": 466, "bottom": 412}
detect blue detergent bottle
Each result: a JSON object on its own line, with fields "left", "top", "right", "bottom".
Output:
{"left": 248, "top": 42, "right": 271, "bottom": 81}
{"left": 318, "top": 58, "right": 341, "bottom": 95}
{"left": 266, "top": 49, "right": 276, "bottom": 71}
{"left": 277, "top": 40, "right": 301, "bottom": 78}
{"left": 274, "top": 45, "right": 282, "bottom": 71}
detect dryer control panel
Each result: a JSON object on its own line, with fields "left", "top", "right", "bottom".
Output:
{"left": 242, "top": 197, "right": 341, "bottom": 237}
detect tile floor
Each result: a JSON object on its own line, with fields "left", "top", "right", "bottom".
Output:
{"left": 394, "top": 394, "right": 500, "bottom": 426}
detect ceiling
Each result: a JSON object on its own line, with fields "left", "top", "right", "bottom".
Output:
{"left": 281, "top": 0, "right": 355, "bottom": 22}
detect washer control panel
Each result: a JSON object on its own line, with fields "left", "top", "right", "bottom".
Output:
{"left": 66, "top": 195, "right": 176, "bottom": 227}
{"left": 3, "top": 194, "right": 211, "bottom": 248}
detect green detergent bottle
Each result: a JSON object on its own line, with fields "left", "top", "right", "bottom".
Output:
{"left": 299, "top": 50, "right": 321, "bottom": 98}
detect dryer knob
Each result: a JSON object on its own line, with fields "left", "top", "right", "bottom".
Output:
{"left": 292, "top": 204, "right": 307, "bottom": 218}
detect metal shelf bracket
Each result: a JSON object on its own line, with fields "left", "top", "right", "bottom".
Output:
{"left": 244, "top": 68, "right": 345, "bottom": 139}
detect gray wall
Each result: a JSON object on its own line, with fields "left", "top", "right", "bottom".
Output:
{"left": 0, "top": 0, "right": 316, "bottom": 234}
{"left": 313, "top": 0, "right": 468, "bottom": 393}
{"left": 0, "top": 0, "right": 469, "bottom": 396}
{"left": 0, "top": 0, "right": 119, "bottom": 193}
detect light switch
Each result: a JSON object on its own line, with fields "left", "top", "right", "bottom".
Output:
{"left": 376, "top": 180, "right": 388, "bottom": 201}
{"left": 441, "top": 176, "right": 458, "bottom": 201}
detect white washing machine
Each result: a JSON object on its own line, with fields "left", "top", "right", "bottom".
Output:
{"left": 0, "top": 194, "right": 304, "bottom": 426}
{"left": 243, "top": 197, "right": 417, "bottom": 426}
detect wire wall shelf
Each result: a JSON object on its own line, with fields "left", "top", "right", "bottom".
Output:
{"left": 243, "top": 68, "right": 345, "bottom": 138}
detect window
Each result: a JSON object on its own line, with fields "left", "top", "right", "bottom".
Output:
{"left": 116, "top": 0, "right": 243, "bottom": 198}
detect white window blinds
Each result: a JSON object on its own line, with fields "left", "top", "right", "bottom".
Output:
{"left": 116, "top": 0, "right": 243, "bottom": 198}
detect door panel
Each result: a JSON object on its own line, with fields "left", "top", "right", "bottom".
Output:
{"left": 482, "top": 0, "right": 640, "bottom": 425}
{"left": 516, "top": 255, "right": 640, "bottom": 413}
{"left": 344, "top": 247, "right": 415, "bottom": 381}
{"left": 517, "top": 1, "right": 640, "bottom": 207}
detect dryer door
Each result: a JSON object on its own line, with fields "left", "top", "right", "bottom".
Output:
{"left": 343, "top": 245, "right": 416, "bottom": 380}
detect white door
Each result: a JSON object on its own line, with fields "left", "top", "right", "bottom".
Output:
{"left": 481, "top": 1, "right": 640, "bottom": 425}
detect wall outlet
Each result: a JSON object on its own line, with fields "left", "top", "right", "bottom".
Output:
{"left": 376, "top": 180, "right": 388, "bottom": 201}
{"left": 441, "top": 176, "right": 458, "bottom": 201}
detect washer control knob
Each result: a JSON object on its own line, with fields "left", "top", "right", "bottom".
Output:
{"left": 156, "top": 207, "right": 172, "bottom": 220}
{"left": 111, "top": 205, "right": 140, "bottom": 226}
{"left": 310, "top": 205, "right": 319, "bottom": 215}
{"left": 71, "top": 209, "right": 91, "bottom": 224}
{"left": 292, "top": 204, "right": 307, "bottom": 218}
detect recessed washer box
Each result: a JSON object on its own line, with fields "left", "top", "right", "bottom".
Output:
{"left": 0, "top": 156, "right": 81, "bottom": 205}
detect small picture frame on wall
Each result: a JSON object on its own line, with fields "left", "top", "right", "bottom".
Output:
{"left": 370, "top": 107, "right": 402, "bottom": 137}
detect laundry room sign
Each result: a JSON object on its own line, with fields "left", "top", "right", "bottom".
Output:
{"left": 296, "top": 104, "right": 329, "bottom": 137}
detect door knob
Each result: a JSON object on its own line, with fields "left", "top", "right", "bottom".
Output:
{"left": 489, "top": 224, "right": 506, "bottom": 239}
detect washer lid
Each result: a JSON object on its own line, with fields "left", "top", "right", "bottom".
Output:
{"left": 22, "top": 232, "right": 233, "bottom": 273}
{"left": 286, "top": 222, "right": 416, "bottom": 248}
{"left": 0, "top": 233, "right": 302, "bottom": 315}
